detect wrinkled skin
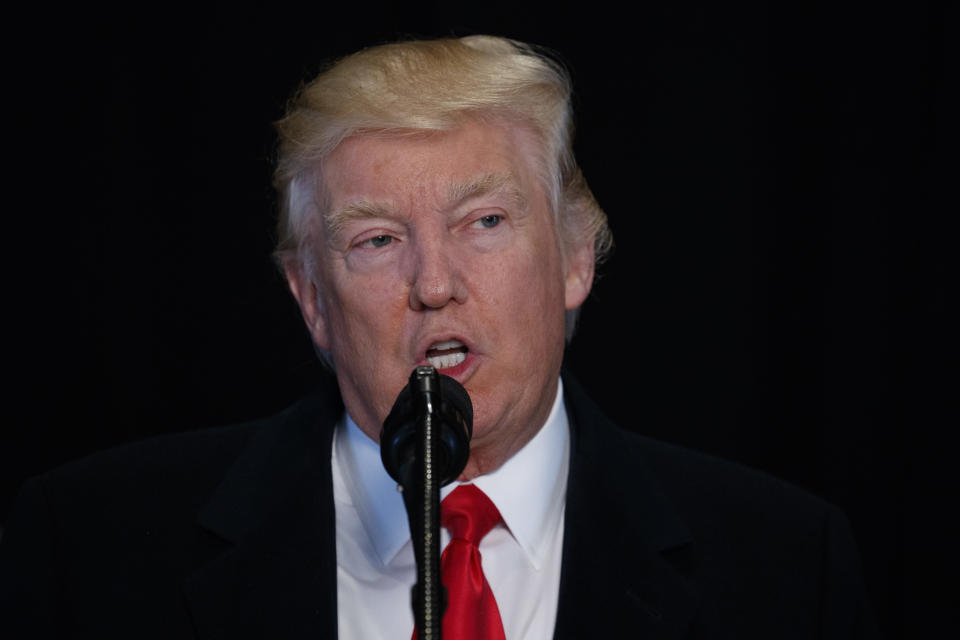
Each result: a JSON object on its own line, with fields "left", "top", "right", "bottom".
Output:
{"left": 286, "top": 119, "right": 594, "bottom": 479}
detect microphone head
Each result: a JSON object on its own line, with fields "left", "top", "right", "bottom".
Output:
{"left": 381, "top": 367, "right": 473, "bottom": 488}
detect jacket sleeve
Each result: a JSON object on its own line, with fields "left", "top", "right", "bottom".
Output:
{"left": 820, "top": 504, "right": 881, "bottom": 639}
{"left": 0, "top": 476, "right": 66, "bottom": 639}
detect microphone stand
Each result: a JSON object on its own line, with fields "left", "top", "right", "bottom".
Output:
{"left": 401, "top": 368, "right": 446, "bottom": 640}
{"left": 382, "top": 366, "right": 471, "bottom": 640}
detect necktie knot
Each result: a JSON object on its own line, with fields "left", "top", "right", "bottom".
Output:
{"left": 441, "top": 484, "right": 502, "bottom": 545}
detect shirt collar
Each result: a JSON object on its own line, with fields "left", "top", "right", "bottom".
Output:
{"left": 335, "top": 378, "right": 570, "bottom": 571}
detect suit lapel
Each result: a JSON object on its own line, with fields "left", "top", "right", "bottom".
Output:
{"left": 555, "top": 375, "right": 700, "bottom": 639}
{"left": 183, "top": 379, "right": 343, "bottom": 640}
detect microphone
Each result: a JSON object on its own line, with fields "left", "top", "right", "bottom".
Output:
{"left": 381, "top": 366, "right": 473, "bottom": 490}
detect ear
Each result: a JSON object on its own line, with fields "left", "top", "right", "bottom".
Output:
{"left": 564, "top": 236, "right": 595, "bottom": 310}
{"left": 284, "top": 262, "right": 331, "bottom": 350}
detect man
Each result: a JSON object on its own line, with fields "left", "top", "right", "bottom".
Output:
{"left": 275, "top": 36, "right": 602, "bottom": 640}
{"left": 1, "top": 36, "right": 875, "bottom": 638}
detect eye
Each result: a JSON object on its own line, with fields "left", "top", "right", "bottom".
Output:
{"left": 476, "top": 214, "right": 501, "bottom": 229}
{"left": 359, "top": 234, "right": 393, "bottom": 249}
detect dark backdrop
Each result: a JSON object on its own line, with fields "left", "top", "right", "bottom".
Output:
{"left": 5, "top": 2, "right": 951, "bottom": 638}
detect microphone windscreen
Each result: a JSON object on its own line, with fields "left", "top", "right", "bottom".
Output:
{"left": 438, "top": 374, "right": 472, "bottom": 434}
{"left": 381, "top": 367, "right": 472, "bottom": 487}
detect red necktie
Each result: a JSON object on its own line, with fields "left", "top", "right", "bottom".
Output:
{"left": 413, "top": 484, "right": 506, "bottom": 640}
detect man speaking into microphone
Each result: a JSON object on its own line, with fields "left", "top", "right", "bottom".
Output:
{"left": 275, "top": 36, "right": 601, "bottom": 640}
{"left": 0, "top": 35, "right": 876, "bottom": 639}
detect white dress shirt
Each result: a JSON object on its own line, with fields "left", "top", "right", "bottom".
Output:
{"left": 332, "top": 378, "right": 570, "bottom": 640}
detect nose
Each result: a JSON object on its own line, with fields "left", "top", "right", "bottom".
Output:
{"left": 407, "top": 232, "right": 468, "bottom": 310}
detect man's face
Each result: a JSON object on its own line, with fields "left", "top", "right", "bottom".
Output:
{"left": 288, "top": 119, "right": 593, "bottom": 476}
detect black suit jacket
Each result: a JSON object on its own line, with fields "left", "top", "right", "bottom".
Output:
{"left": 0, "top": 374, "right": 877, "bottom": 638}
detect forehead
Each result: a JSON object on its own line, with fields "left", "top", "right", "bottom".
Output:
{"left": 321, "top": 119, "right": 544, "bottom": 210}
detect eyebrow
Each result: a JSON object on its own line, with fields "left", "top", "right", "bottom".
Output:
{"left": 446, "top": 172, "right": 528, "bottom": 212}
{"left": 324, "top": 172, "right": 528, "bottom": 239}
{"left": 324, "top": 200, "right": 391, "bottom": 240}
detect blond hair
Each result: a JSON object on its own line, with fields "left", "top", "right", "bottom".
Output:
{"left": 273, "top": 35, "right": 612, "bottom": 271}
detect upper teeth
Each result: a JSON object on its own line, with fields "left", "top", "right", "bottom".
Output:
{"left": 430, "top": 340, "right": 463, "bottom": 350}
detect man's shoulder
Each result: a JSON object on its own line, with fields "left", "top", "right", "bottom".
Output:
{"left": 562, "top": 372, "right": 839, "bottom": 539}
{"left": 629, "top": 432, "right": 836, "bottom": 534}
{"left": 0, "top": 385, "right": 343, "bottom": 638}
{"left": 13, "top": 384, "right": 342, "bottom": 534}
{"left": 561, "top": 373, "right": 877, "bottom": 637}
{"left": 13, "top": 417, "right": 259, "bottom": 544}
{"left": 35, "top": 420, "right": 259, "bottom": 513}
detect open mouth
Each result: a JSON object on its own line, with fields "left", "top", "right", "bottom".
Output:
{"left": 425, "top": 340, "right": 468, "bottom": 370}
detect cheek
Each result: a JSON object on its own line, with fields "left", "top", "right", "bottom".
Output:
{"left": 478, "top": 246, "right": 566, "bottom": 330}
{"left": 328, "top": 289, "right": 401, "bottom": 353}
{"left": 520, "top": 241, "right": 566, "bottom": 303}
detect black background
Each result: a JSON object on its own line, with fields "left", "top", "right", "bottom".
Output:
{"left": 4, "top": 2, "right": 952, "bottom": 638}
